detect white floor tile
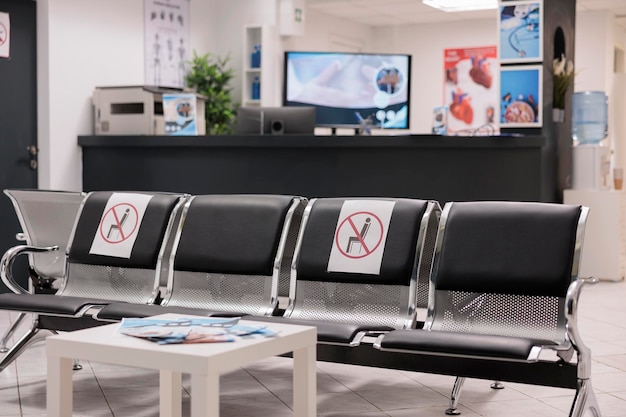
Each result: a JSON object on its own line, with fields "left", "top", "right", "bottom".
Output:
{"left": 2, "top": 281, "right": 626, "bottom": 416}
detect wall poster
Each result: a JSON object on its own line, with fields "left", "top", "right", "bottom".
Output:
{"left": 498, "top": 1, "right": 543, "bottom": 63}
{"left": 443, "top": 46, "right": 499, "bottom": 136}
{"left": 500, "top": 65, "right": 543, "bottom": 127}
{"left": 144, "top": 0, "right": 190, "bottom": 88}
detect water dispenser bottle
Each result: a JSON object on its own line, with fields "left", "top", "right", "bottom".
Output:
{"left": 572, "top": 91, "right": 608, "bottom": 144}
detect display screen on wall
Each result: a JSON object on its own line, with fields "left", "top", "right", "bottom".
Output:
{"left": 500, "top": 65, "right": 543, "bottom": 127}
{"left": 498, "top": 1, "right": 543, "bottom": 63}
{"left": 443, "top": 46, "right": 499, "bottom": 136}
{"left": 283, "top": 51, "right": 411, "bottom": 129}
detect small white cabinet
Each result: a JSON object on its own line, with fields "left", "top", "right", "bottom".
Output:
{"left": 242, "top": 25, "right": 279, "bottom": 107}
{"left": 563, "top": 189, "right": 626, "bottom": 281}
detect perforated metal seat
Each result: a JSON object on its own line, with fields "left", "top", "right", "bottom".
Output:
{"left": 94, "top": 194, "right": 306, "bottom": 321}
{"left": 250, "top": 197, "right": 440, "bottom": 346}
{"left": 374, "top": 201, "right": 601, "bottom": 417}
{"left": 0, "top": 189, "right": 85, "bottom": 352}
{"left": 0, "top": 191, "right": 185, "bottom": 372}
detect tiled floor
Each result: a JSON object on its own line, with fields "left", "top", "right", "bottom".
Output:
{"left": 2, "top": 280, "right": 626, "bottom": 416}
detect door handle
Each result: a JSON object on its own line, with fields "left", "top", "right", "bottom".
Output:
{"left": 26, "top": 145, "right": 38, "bottom": 170}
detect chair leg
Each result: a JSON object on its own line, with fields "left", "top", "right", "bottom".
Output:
{"left": 0, "top": 312, "right": 27, "bottom": 352}
{"left": 569, "top": 378, "right": 602, "bottom": 417}
{"left": 490, "top": 381, "right": 505, "bottom": 389}
{"left": 0, "top": 319, "right": 51, "bottom": 373}
{"left": 73, "top": 358, "right": 83, "bottom": 371}
{"left": 446, "top": 376, "right": 466, "bottom": 415}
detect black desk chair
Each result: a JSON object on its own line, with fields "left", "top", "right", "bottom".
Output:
{"left": 251, "top": 197, "right": 440, "bottom": 347}
{"left": 0, "top": 191, "right": 185, "bottom": 372}
{"left": 94, "top": 194, "right": 306, "bottom": 321}
{"left": 374, "top": 201, "right": 601, "bottom": 417}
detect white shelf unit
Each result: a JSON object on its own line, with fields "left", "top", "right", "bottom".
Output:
{"left": 242, "top": 25, "right": 279, "bottom": 108}
{"left": 563, "top": 189, "right": 626, "bottom": 282}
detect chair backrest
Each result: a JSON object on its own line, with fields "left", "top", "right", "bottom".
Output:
{"left": 426, "top": 201, "right": 587, "bottom": 344}
{"left": 4, "top": 189, "right": 86, "bottom": 280}
{"left": 162, "top": 194, "right": 307, "bottom": 316}
{"left": 59, "top": 191, "right": 186, "bottom": 304}
{"left": 286, "top": 197, "right": 441, "bottom": 330}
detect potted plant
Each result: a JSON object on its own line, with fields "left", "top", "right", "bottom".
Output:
{"left": 552, "top": 54, "right": 575, "bottom": 123}
{"left": 185, "top": 51, "right": 238, "bottom": 134}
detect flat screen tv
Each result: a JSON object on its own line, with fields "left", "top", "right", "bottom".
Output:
{"left": 236, "top": 106, "right": 316, "bottom": 135}
{"left": 283, "top": 51, "right": 411, "bottom": 130}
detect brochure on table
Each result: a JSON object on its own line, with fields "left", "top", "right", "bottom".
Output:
{"left": 119, "top": 317, "right": 277, "bottom": 344}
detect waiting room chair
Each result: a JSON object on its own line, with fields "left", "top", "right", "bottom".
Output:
{"left": 0, "top": 191, "right": 185, "bottom": 372}
{"left": 0, "top": 189, "right": 85, "bottom": 353}
{"left": 374, "top": 201, "right": 601, "bottom": 417}
{"left": 93, "top": 194, "right": 306, "bottom": 321}
{"left": 250, "top": 197, "right": 440, "bottom": 348}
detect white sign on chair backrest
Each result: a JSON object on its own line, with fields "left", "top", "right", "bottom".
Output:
{"left": 327, "top": 200, "right": 395, "bottom": 275}
{"left": 89, "top": 193, "right": 153, "bottom": 258}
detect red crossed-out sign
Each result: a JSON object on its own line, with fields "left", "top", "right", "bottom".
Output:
{"left": 99, "top": 203, "right": 139, "bottom": 244}
{"left": 334, "top": 211, "right": 384, "bottom": 259}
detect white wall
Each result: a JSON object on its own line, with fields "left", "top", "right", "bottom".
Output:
{"left": 284, "top": 9, "right": 373, "bottom": 52}
{"left": 575, "top": 10, "right": 615, "bottom": 93}
{"left": 38, "top": 0, "right": 145, "bottom": 191}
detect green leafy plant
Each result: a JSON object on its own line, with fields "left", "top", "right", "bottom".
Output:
{"left": 185, "top": 51, "right": 238, "bottom": 134}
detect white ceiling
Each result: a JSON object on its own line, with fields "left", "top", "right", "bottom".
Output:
{"left": 305, "top": 0, "right": 626, "bottom": 28}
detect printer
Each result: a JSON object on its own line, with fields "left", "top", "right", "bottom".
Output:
{"left": 93, "top": 86, "right": 206, "bottom": 135}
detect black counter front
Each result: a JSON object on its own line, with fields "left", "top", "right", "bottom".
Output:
{"left": 79, "top": 134, "right": 553, "bottom": 204}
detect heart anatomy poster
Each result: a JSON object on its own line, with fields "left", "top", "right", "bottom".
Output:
{"left": 443, "top": 46, "right": 499, "bottom": 136}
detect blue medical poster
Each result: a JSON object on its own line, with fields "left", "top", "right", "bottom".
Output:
{"left": 500, "top": 65, "right": 543, "bottom": 127}
{"left": 498, "top": 1, "right": 543, "bottom": 63}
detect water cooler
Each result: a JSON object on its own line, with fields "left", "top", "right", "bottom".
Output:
{"left": 571, "top": 91, "right": 610, "bottom": 190}
{"left": 564, "top": 91, "right": 624, "bottom": 281}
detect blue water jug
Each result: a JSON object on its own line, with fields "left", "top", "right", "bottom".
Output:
{"left": 572, "top": 91, "right": 608, "bottom": 144}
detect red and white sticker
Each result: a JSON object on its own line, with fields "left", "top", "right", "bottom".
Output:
{"left": 0, "top": 12, "right": 10, "bottom": 59}
{"left": 89, "top": 193, "right": 153, "bottom": 258}
{"left": 327, "top": 200, "right": 395, "bottom": 275}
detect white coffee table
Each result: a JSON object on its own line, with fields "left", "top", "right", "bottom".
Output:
{"left": 46, "top": 314, "right": 317, "bottom": 417}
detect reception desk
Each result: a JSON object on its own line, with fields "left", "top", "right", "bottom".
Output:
{"left": 79, "top": 134, "right": 552, "bottom": 204}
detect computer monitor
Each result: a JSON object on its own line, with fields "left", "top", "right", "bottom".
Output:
{"left": 236, "top": 106, "right": 316, "bottom": 135}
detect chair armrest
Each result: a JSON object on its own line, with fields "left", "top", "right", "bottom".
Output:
{"left": 565, "top": 276, "right": 598, "bottom": 379}
{"left": 1, "top": 244, "right": 60, "bottom": 294}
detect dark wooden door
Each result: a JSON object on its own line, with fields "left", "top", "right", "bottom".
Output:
{"left": 0, "top": 0, "right": 38, "bottom": 292}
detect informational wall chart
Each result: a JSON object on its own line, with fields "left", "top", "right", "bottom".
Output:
{"left": 144, "top": 0, "right": 190, "bottom": 88}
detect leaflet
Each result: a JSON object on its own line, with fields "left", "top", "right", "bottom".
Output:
{"left": 118, "top": 317, "right": 276, "bottom": 344}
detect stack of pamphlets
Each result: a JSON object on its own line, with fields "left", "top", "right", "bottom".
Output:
{"left": 118, "top": 317, "right": 277, "bottom": 345}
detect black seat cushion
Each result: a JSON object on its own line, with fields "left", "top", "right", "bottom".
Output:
{"left": 435, "top": 201, "right": 581, "bottom": 298}
{"left": 296, "top": 198, "right": 429, "bottom": 285}
{"left": 379, "top": 329, "right": 558, "bottom": 361}
{"left": 174, "top": 195, "right": 296, "bottom": 275}
{"left": 69, "top": 192, "right": 182, "bottom": 269}
{"left": 247, "top": 315, "right": 393, "bottom": 344}
{"left": 95, "top": 302, "right": 244, "bottom": 321}
{"left": 0, "top": 293, "right": 116, "bottom": 315}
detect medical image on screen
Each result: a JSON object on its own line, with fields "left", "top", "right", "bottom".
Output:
{"left": 283, "top": 52, "right": 411, "bottom": 129}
